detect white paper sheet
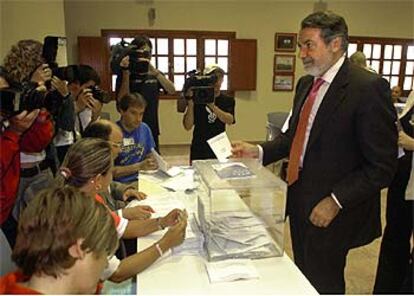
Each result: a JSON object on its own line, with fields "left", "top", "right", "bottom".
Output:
{"left": 207, "top": 132, "right": 232, "bottom": 162}
{"left": 205, "top": 259, "right": 260, "bottom": 283}
{"left": 151, "top": 148, "right": 182, "bottom": 177}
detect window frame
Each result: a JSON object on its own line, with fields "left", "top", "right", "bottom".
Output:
{"left": 101, "top": 29, "right": 236, "bottom": 99}
{"left": 348, "top": 36, "right": 414, "bottom": 97}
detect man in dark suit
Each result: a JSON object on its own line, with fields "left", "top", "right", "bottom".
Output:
{"left": 232, "top": 11, "right": 398, "bottom": 294}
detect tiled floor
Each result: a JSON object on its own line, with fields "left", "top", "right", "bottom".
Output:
{"left": 160, "top": 144, "right": 387, "bottom": 294}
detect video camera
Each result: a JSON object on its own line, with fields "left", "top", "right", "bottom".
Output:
{"left": 182, "top": 70, "right": 217, "bottom": 104}
{"left": 110, "top": 40, "right": 151, "bottom": 77}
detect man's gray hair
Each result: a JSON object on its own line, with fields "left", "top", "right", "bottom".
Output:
{"left": 301, "top": 11, "right": 349, "bottom": 52}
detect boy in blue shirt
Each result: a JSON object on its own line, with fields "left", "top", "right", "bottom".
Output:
{"left": 113, "top": 93, "right": 158, "bottom": 185}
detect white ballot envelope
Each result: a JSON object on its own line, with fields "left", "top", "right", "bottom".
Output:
{"left": 151, "top": 148, "right": 182, "bottom": 177}
{"left": 207, "top": 132, "right": 232, "bottom": 162}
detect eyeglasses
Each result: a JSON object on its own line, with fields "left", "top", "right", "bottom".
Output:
{"left": 109, "top": 141, "right": 123, "bottom": 149}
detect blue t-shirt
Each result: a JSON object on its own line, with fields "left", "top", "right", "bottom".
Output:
{"left": 114, "top": 121, "right": 155, "bottom": 183}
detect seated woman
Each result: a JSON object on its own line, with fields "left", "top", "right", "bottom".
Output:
{"left": 0, "top": 186, "right": 118, "bottom": 294}
{"left": 56, "top": 138, "right": 187, "bottom": 283}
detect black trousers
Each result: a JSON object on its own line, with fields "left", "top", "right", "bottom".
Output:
{"left": 56, "top": 145, "right": 71, "bottom": 165}
{"left": 1, "top": 214, "right": 18, "bottom": 249}
{"left": 374, "top": 156, "right": 413, "bottom": 294}
{"left": 153, "top": 134, "right": 159, "bottom": 153}
{"left": 289, "top": 213, "right": 349, "bottom": 294}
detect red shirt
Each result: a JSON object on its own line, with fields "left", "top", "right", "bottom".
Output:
{"left": 94, "top": 194, "right": 121, "bottom": 226}
{"left": 0, "top": 271, "right": 40, "bottom": 294}
{"left": 0, "top": 111, "right": 54, "bottom": 225}
{"left": 0, "top": 271, "right": 103, "bottom": 294}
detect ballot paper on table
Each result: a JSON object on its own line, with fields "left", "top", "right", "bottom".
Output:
{"left": 212, "top": 162, "right": 255, "bottom": 180}
{"left": 207, "top": 132, "right": 232, "bottom": 162}
{"left": 205, "top": 259, "right": 260, "bottom": 283}
{"left": 160, "top": 169, "right": 197, "bottom": 192}
{"left": 151, "top": 148, "right": 182, "bottom": 177}
{"left": 127, "top": 192, "right": 186, "bottom": 217}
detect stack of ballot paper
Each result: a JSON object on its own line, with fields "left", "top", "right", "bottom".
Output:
{"left": 205, "top": 259, "right": 260, "bottom": 283}
{"left": 205, "top": 211, "right": 277, "bottom": 259}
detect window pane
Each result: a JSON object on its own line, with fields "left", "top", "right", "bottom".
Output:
{"left": 109, "top": 37, "right": 122, "bottom": 46}
{"left": 384, "top": 45, "right": 393, "bottom": 59}
{"left": 174, "top": 75, "right": 185, "bottom": 90}
{"left": 157, "top": 56, "right": 169, "bottom": 73}
{"left": 217, "top": 57, "right": 228, "bottom": 73}
{"left": 392, "top": 61, "right": 400, "bottom": 75}
{"left": 205, "top": 57, "right": 216, "bottom": 67}
{"left": 406, "top": 61, "right": 414, "bottom": 75}
{"left": 382, "top": 61, "right": 391, "bottom": 75}
{"left": 221, "top": 75, "right": 228, "bottom": 91}
{"left": 124, "top": 38, "right": 134, "bottom": 44}
{"left": 112, "top": 75, "right": 117, "bottom": 92}
{"left": 174, "top": 38, "right": 185, "bottom": 55}
{"left": 363, "top": 44, "right": 372, "bottom": 59}
{"left": 393, "top": 45, "right": 402, "bottom": 59}
{"left": 186, "top": 57, "right": 197, "bottom": 72}
{"left": 390, "top": 76, "right": 399, "bottom": 87}
{"left": 347, "top": 43, "right": 357, "bottom": 57}
{"left": 150, "top": 56, "right": 156, "bottom": 67}
{"left": 372, "top": 44, "right": 381, "bottom": 59}
{"left": 371, "top": 60, "right": 380, "bottom": 73}
{"left": 149, "top": 38, "right": 156, "bottom": 49}
{"left": 383, "top": 76, "right": 390, "bottom": 82}
{"left": 408, "top": 46, "right": 414, "bottom": 59}
{"left": 404, "top": 76, "right": 413, "bottom": 91}
{"left": 187, "top": 39, "right": 197, "bottom": 55}
{"left": 174, "top": 56, "right": 185, "bottom": 73}
{"left": 157, "top": 38, "right": 168, "bottom": 55}
{"left": 217, "top": 40, "right": 229, "bottom": 55}
{"left": 205, "top": 39, "right": 216, "bottom": 55}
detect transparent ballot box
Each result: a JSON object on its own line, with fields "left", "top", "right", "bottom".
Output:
{"left": 193, "top": 159, "right": 287, "bottom": 261}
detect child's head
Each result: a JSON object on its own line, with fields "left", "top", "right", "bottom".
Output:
{"left": 12, "top": 186, "right": 118, "bottom": 293}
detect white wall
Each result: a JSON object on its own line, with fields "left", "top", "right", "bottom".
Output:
{"left": 3, "top": 0, "right": 413, "bottom": 145}
{"left": 1, "top": 0, "right": 66, "bottom": 62}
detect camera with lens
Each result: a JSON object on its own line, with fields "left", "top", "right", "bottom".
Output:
{"left": 110, "top": 41, "right": 151, "bottom": 78}
{"left": 88, "top": 85, "right": 111, "bottom": 104}
{"left": 183, "top": 70, "right": 217, "bottom": 104}
{"left": 0, "top": 88, "right": 19, "bottom": 118}
{"left": 0, "top": 77, "right": 70, "bottom": 118}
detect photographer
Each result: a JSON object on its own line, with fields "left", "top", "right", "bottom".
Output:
{"left": 70, "top": 65, "right": 103, "bottom": 133}
{"left": 114, "top": 36, "right": 175, "bottom": 152}
{"left": 182, "top": 65, "right": 235, "bottom": 161}
{"left": 54, "top": 64, "right": 105, "bottom": 163}
{"left": 0, "top": 65, "right": 54, "bottom": 248}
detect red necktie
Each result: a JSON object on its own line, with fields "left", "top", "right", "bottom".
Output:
{"left": 287, "top": 78, "right": 325, "bottom": 185}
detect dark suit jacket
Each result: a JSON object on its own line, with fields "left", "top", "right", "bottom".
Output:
{"left": 262, "top": 60, "right": 398, "bottom": 248}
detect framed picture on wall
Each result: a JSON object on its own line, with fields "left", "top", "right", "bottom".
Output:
{"left": 275, "top": 33, "right": 297, "bottom": 52}
{"left": 274, "top": 54, "right": 296, "bottom": 73}
{"left": 273, "top": 73, "right": 295, "bottom": 91}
